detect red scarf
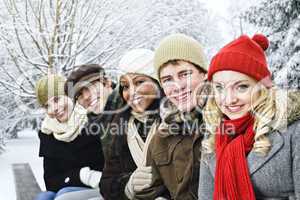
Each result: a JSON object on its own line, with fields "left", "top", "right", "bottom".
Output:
{"left": 214, "top": 113, "right": 256, "bottom": 200}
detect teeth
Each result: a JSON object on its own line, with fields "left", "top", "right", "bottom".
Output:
{"left": 132, "top": 95, "right": 142, "bottom": 102}
{"left": 90, "top": 99, "right": 98, "bottom": 107}
{"left": 175, "top": 92, "right": 189, "bottom": 101}
{"left": 132, "top": 96, "right": 142, "bottom": 104}
{"left": 226, "top": 105, "right": 243, "bottom": 112}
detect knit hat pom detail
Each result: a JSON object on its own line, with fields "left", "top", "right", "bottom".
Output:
{"left": 207, "top": 33, "right": 272, "bottom": 87}
{"left": 252, "top": 34, "right": 269, "bottom": 51}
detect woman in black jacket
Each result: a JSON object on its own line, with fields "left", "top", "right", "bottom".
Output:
{"left": 34, "top": 74, "right": 104, "bottom": 200}
{"left": 99, "top": 49, "right": 170, "bottom": 200}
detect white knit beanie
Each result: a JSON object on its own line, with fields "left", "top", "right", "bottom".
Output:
{"left": 118, "top": 49, "right": 157, "bottom": 80}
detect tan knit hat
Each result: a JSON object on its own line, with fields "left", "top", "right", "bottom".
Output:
{"left": 154, "top": 33, "right": 208, "bottom": 77}
{"left": 35, "top": 74, "right": 66, "bottom": 106}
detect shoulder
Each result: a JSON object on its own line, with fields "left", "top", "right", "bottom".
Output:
{"left": 149, "top": 131, "right": 185, "bottom": 156}
{"left": 38, "top": 130, "right": 56, "bottom": 142}
{"left": 287, "top": 119, "right": 300, "bottom": 141}
{"left": 271, "top": 119, "right": 300, "bottom": 149}
{"left": 150, "top": 132, "right": 170, "bottom": 148}
{"left": 107, "top": 131, "right": 128, "bottom": 157}
{"left": 281, "top": 119, "right": 300, "bottom": 138}
{"left": 278, "top": 119, "right": 300, "bottom": 158}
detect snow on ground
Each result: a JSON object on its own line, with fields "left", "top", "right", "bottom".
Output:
{"left": 0, "top": 129, "right": 44, "bottom": 200}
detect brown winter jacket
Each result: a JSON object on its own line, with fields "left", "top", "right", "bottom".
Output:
{"left": 136, "top": 115, "right": 203, "bottom": 200}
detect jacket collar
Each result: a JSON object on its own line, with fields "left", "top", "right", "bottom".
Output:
{"left": 207, "top": 129, "right": 284, "bottom": 176}
{"left": 247, "top": 130, "right": 284, "bottom": 175}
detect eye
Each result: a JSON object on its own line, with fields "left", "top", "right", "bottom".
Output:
{"left": 136, "top": 80, "right": 145, "bottom": 86}
{"left": 180, "top": 71, "right": 192, "bottom": 78}
{"left": 161, "top": 77, "right": 172, "bottom": 84}
{"left": 236, "top": 84, "right": 249, "bottom": 92}
{"left": 213, "top": 84, "right": 224, "bottom": 93}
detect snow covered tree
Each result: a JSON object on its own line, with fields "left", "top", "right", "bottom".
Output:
{"left": 243, "top": 0, "right": 300, "bottom": 89}
{"left": 0, "top": 85, "right": 7, "bottom": 154}
{"left": 0, "top": 0, "right": 223, "bottom": 139}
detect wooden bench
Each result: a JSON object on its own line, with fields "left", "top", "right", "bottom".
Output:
{"left": 12, "top": 163, "right": 41, "bottom": 200}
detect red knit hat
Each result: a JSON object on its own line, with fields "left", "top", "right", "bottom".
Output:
{"left": 208, "top": 34, "right": 272, "bottom": 87}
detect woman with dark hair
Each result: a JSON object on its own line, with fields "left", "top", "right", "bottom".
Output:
{"left": 99, "top": 48, "right": 169, "bottom": 200}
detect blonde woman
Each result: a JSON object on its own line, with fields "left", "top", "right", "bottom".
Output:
{"left": 198, "top": 34, "right": 300, "bottom": 199}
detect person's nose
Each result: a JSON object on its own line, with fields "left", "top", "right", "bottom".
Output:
{"left": 129, "top": 84, "right": 138, "bottom": 99}
{"left": 173, "top": 77, "right": 187, "bottom": 93}
{"left": 224, "top": 88, "right": 238, "bottom": 105}
{"left": 47, "top": 104, "right": 58, "bottom": 116}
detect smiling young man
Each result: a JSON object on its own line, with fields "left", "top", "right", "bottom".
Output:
{"left": 135, "top": 34, "right": 209, "bottom": 200}
{"left": 65, "top": 64, "right": 124, "bottom": 152}
{"left": 65, "top": 64, "right": 115, "bottom": 115}
{"left": 60, "top": 64, "right": 124, "bottom": 195}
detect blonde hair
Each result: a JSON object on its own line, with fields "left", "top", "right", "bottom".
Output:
{"left": 202, "top": 84, "right": 286, "bottom": 156}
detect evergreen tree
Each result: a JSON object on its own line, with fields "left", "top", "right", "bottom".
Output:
{"left": 243, "top": 0, "right": 300, "bottom": 88}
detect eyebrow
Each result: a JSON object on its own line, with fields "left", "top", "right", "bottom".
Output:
{"left": 160, "top": 69, "right": 193, "bottom": 80}
{"left": 160, "top": 75, "right": 172, "bottom": 80}
{"left": 233, "top": 80, "right": 250, "bottom": 86}
{"left": 213, "top": 80, "right": 248, "bottom": 85}
{"left": 213, "top": 80, "right": 250, "bottom": 86}
{"left": 132, "top": 75, "right": 148, "bottom": 81}
{"left": 179, "top": 69, "right": 192, "bottom": 73}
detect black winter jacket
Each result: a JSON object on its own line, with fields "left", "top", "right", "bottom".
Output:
{"left": 38, "top": 115, "right": 105, "bottom": 192}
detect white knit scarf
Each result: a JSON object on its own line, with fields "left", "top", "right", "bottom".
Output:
{"left": 41, "top": 103, "right": 88, "bottom": 142}
{"left": 127, "top": 112, "right": 158, "bottom": 167}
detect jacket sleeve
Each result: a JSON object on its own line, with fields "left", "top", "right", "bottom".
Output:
{"left": 135, "top": 149, "right": 171, "bottom": 200}
{"left": 292, "top": 121, "right": 300, "bottom": 199}
{"left": 99, "top": 147, "right": 132, "bottom": 200}
{"left": 198, "top": 157, "right": 214, "bottom": 200}
{"left": 43, "top": 158, "right": 86, "bottom": 192}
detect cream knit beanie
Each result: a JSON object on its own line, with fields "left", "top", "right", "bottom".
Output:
{"left": 154, "top": 33, "right": 208, "bottom": 78}
{"left": 118, "top": 49, "right": 157, "bottom": 80}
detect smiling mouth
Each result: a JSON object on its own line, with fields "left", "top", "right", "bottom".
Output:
{"left": 132, "top": 96, "right": 143, "bottom": 104}
{"left": 224, "top": 105, "right": 244, "bottom": 113}
{"left": 174, "top": 91, "right": 191, "bottom": 102}
{"left": 89, "top": 98, "right": 99, "bottom": 108}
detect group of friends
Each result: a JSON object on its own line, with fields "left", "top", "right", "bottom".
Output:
{"left": 34, "top": 33, "right": 300, "bottom": 200}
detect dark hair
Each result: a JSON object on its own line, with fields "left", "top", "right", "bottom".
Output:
{"left": 118, "top": 76, "right": 164, "bottom": 104}
{"left": 118, "top": 76, "right": 164, "bottom": 117}
{"left": 64, "top": 64, "right": 115, "bottom": 100}
{"left": 159, "top": 59, "right": 207, "bottom": 77}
